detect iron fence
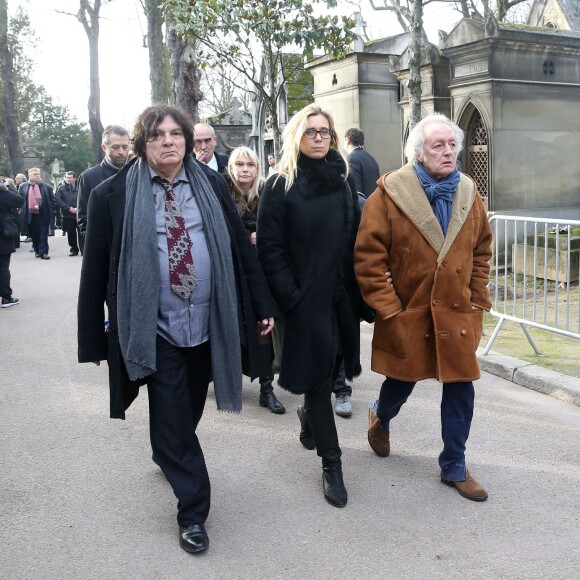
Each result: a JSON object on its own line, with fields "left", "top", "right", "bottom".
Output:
{"left": 482, "top": 214, "right": 580, "bottom": 355}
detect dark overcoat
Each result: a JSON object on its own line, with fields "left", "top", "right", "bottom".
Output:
{"left": 19, "top": 181, "right": 53, "bottom": 230}
{"left": 77, "top": 158, "right": 276, "bottom": 419}
{"left": 354, "top": 163, "right": 492, "bottom": 383}
{"left": 0, "top": 186, "right": 24, "bottom": 254}
{"left": 348, "top": 147, "right": 381, "bottom": 198}
{"left": 256, "top": 154, "right": 362, "bottom": 394}
{"left": 77, "top": 160, "right": 120, "bottom": 234}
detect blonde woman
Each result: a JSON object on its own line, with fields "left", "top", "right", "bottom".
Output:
{"left": 256, "top": 104, "right": 362, "bottom": 507}
{"left": 226, "top": 147, "right": 285, "bottom": 414}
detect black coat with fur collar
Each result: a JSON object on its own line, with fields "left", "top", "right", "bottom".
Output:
{"left": 257, "top": 151, "right": 362, "bottom": 394}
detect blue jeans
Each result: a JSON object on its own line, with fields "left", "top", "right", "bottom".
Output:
{"left": 375, "top": 378, "right": 475, "bottom": 481}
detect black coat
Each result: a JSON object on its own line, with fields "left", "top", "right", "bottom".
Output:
{"left": 257, "top": 152, "right": 362, "bottom": 394}
{"left": 19, "top": 181, "right": 54, "bottom": 230}
{"left": 55, "top": 183, "right": 78, "bottom": 220}
{"left": 77, "top": 157, "right": 276, "bottom": 419}
{"left": 0, "top": 186, "right": 24, "bottom": 254}
{"left": 215, "top": 152, "right": 229, "bottom": 175}
{"left": 77, "top": 160, "right": 121, "bottom": 234}
{"left": 348, "top": 147, "right": 381, "bottom": 198}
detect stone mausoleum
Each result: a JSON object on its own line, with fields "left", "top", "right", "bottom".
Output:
{"left": 306, "top": 10, "right": 580, "bottom": 220}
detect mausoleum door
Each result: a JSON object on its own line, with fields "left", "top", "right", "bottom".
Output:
{"left": 465, "top": 110, "right": 489, "bottom": 211}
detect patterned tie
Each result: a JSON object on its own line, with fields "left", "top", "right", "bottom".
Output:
{"left": 154, "top": 176, "right": 198, "bottom": 299}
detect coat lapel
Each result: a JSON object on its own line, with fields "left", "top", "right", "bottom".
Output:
{"left": 382, "top": 163, "right": 476, "bottom": 261}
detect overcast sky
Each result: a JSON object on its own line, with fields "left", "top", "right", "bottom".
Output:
{"left": 16, "top": 0, "right": 460, "bottom": 129}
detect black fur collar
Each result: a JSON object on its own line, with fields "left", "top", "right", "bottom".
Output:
{"left": 297, "top": 150, "right": 346, "bottom": 198}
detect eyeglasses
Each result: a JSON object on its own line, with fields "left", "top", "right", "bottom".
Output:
{"left": 303, "top": 128, "right": 334, "bottom": 140}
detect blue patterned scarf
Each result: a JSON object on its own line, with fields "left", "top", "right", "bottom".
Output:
{"left": 413, "top": 162, "right": 460, "bottom": 236}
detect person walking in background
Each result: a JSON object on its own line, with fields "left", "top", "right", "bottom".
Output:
{"left": 354, "top": 113, "right": 492, "bottom": 502}
{"left": 344, "top": 128, "right": 380, "bottom": 199}
{"left": 267, "top": 153, "right": 277, "bottom": 176}
{"left": 78, "top": 105, "right": 276, "bottom": 554}
{"left": 3, "top": 178, "right": 21, "bottom": 249}
{"left": 14, "top": 174, "right": 30, "bottom": 243}
{"left": 225, "top": 146, "right": 285, "bottom": 415}
{"left": 77, "top": 125, "right": 130, "bottom": 254}
{"left": 193, "top": 123, "right": 229, "bottom": 174}
{"left": 0, "top": 180, "right": 24, "bottom": 307}
{"left": 19, "top": 167, "right": 53, "bottom": 260}
{"left": 327, "top": 128, "right": 382, "bottom": 418}
{"left": 56, "top": 171, "right": 80, "bottom": 256}
{"left": 257, "top": 104, "right": 362, "bottom": 508}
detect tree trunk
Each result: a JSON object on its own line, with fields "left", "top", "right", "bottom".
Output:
{"left": 0, "top": 0, "right": 24, "bottom": 176}
{"left": 167, "top": 23, "right": 202, "bottom": 122}
{"left": 144, "top": 0, "right": 170, "bottom": 104}
{"left": 407, "top": 0, "right": 424, "bottom": 130}
{"left": 264, "top": 49, "right": 281, "bottom": 155}
{"left": 78, "top": 0, "right": 104, "bottom": 164}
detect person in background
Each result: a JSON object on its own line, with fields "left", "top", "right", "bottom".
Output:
{"left": 19, "top": 167, "right": 53, "bottom": 260}
{"left": 257, "top": 104, "right": 362, "bottom": 508}
{"left": 226, "top": 146, "right": 285, "bottom": 414}
{"left": 14, "top": 174, "right": 30, "bottom": 243}
{"left": 78, "top": 105, "right": 276, "bottom": 554}
{"left": 0, "top": 179, "right": 24, "bottom": 307}
{"left": 77, "top": 125, "right": 130, "bottom": 254}
{"left": 354, "top": 112, "right": 492, "bottom": 502}
{"left": 56, "top": 171, "right": 80, "bottom": 256}
{"left": 267, "top": 153, "right": 277, "bottom": 176}
{"left": 3, "top": 178, "right": 20, "bottom": 249}
{"left": 193, "top": 123, "right": 229, "bottom": 174}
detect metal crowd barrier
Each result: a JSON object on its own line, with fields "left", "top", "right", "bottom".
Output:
{"left": 482, "top": 214, "right": 580, "bottom": 355}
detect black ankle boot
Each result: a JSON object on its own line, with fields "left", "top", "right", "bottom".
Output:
{"left": 259, "top": 380, "right": 285, "bottom": 414}
{"left": 305, "top": 402, "right": 347, "bottom": 507}
{"left": 296, "top": 405, "right": 315, "bottom": 450}
{"left": 322, "top": 463, "right": 347, "bottom": 508}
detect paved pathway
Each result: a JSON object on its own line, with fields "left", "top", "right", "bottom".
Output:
{"left": 2, "top": 235, "right": 580, "bottom": 579}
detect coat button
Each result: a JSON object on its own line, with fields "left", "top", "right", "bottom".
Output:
{"left": 452, "top": 303, "right": 459, "bottom": 309}
{"left": 432, "top": 300, "right": 440, "bottom": 306}
{"left": 439, "top": 262, "right": 447, "bottom": 270}
{"left": 461, "top": 329, "right": 467, "bottom": 336}
{"left": 456, "top": 266, "right": 462, "bottom": 273}
{"left": 424, "top": 333, "right": 430, "bottom": 339}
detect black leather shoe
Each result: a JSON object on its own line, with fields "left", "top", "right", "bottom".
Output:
{"left": 179, "top": 523, "right": 209, "bottom": 554}
{"left": 259, "top": 383, "right": 285, "bottom": 414}
{"left": 322, "top": 466, "right": 348, "bottom": 508}
{"left": 297, "top": 405, "right": 315, "bottom": 450}
{"left": 69, "top": 250, "right": 79, "bottom": 257}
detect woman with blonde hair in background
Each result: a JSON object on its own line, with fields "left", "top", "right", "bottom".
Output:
{"left": 257, "top": 104, "right": 362, "bottom": 507}
{"left": 226, "top": 146, "right": 285, "bottom": 414}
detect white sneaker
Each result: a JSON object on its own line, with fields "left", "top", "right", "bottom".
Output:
{"left": 335, "top": 394, "right": 352, "bottom": 417}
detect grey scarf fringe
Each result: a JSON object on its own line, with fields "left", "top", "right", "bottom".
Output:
{"left": 117, "top": 156, "right": 242, "bottom": 412}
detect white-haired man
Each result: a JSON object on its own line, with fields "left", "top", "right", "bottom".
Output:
{"left": 354, "top": 113, "right": 492, "bottom": 501}
{"left": 193, "top": 123, "right": 229, "bottom": 174}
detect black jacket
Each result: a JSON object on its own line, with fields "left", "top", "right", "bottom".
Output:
{"left": 18, "top": 181, "right": 54, "bottom": 229}
{"left": 77, "top": 157, "right": 276, "bottom": 419}
{"left": 55, "top": 183, "right": 78, "bottom": 220}
{"left": 257, "top": 152, "right": 362, "bottom": 394}
{"left": 348, "top": 147, "right": 381, "bottom": 198}
{"left": 77, "top": 160, "right": 122, "bottom": 234}
{"left": 0, "top": 185, "right": 24, "bottom": 254}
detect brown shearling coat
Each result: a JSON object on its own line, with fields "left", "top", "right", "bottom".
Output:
{"left": 354, "top": 163, "right": 492, "bottom": 383}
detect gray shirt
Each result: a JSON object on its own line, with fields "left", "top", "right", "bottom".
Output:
{"left": 150, "top": 165, "right": 212, "bottom": 347}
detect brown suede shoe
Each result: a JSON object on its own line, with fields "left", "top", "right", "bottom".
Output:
{"left": 368, "top": 408, "right": 390, "bottom": 457}
{"left": 441, "top": 470, "right": 488, "bottom": 502}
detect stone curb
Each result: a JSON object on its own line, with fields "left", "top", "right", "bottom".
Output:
{"left": 477, "top": 347, "right": 580, "bottom": 407}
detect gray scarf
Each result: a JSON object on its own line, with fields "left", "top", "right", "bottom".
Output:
{"left": 117, "top": 156, "right": 242, "bottom": 412}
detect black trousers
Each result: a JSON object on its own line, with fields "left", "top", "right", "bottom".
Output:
{"left": 62, "top": 219, "right": 79, "bottom": 253}
{"left": 0, "top": 253, "right": 12, "bottom": 298}
{"left": 147, "top": 336, "right": 212, "bottom": 527}
{"left": 29, "top": 214, "right": 49, "bottom": 255}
